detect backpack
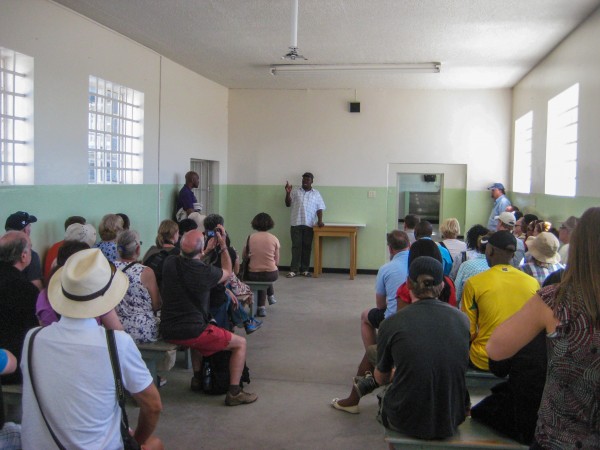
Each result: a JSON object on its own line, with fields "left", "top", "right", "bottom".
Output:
{"left": 144, "top": 249, "right": 172, "bottom": 288}
{"left": 200, "top": 350, "right": 250, "bottom": 395}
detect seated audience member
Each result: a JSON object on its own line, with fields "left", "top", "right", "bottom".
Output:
{"left": 115, "top": 230, "right": 161, "bottom": 343}
{"left": 359, "top": 230, "right": 409, "bottom": 350}
{"left": 0, "top": 349, "right": 21, "bottom": 449}
{"left": 142, "top": 219, "right": 181, "bottom": 288}
{"left": 160, "top": 228, "right": 258, "bottom": 406}
{"left": 176, "top": 218, "right": 198, "bottom": 247}
{"left": 414, "top": 220, "right": 453, "bottom": 275}
{"left": 464, "top": 224, "right": 489, "bottom": 261}
{"left": 495, "top": 211, "right": 526, "bottom": 267}
{"left": 5, "top": 211, "right": 43, "bottom": 291}
{"left": 439, "top": 218, "right": 467, "bottom": 261}
{"left": 43, "top": 215, "right": 86, "bottom": 282}
{"left": 36, "top": 241, "right": 124, "bottom": 330}
{"left": 243, "top": 213, "right": 282, "bottom": 318}
{"left": 332, "top": 240, "right": 449, "bottom": 414}
{"left": 487, "top": 206, "right": 600, "bottom": 450}
{"left": 0, "top": 231, "right": 38, "bottom": 384}
{"left": 461, "top": 231, "right": 539, "bottom": 371}
{"left": 396, "top": 239, "right": 457, "bottom": 308}
{"left": 376, "top": 256, "right": 470, "bottom": 439}
{"left": 525, "top": 219, "right": 551, "bottom": 248}
{"left": 402, "top": 214, "right": 420, "bottom": 244}
{"left": 520, "top": 232, "right": 564, "bottom": 284}
{"left": 94, "top": 213, "right": 124, "bottom": 262}
{"left": 454, "top": 232, "right": 490, "bottom": 306}
{"left": 116, "top": 212, "right": 131, "bottom": 230}
{"left": 558, "top": 215, "right": 578, "bottom": 263}
{"left": 188, "top": 211, "right": 206, "bottom": 233}
{"left": 64, "top": 222, "right": 97, "bottom": 248}
{"left": 21, "top": 249, "right": 163, "bottom": 449}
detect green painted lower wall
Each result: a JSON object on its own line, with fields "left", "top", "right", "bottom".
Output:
{"left": 3, "top": 184, "right": 596, "bottom": 273}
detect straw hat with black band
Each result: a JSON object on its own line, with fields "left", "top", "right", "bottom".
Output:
{"left": 48, "top": 248, "right": 128, "bottom": 319}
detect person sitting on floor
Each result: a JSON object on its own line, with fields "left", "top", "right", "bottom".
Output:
{"left": 331, "top": 239, "right": 449, "bottom": 414}
{"left": 375, "top": 256, "right": 470, "bottom": 439}
{"left": 115, "top": 230, "right": 161, "bottom": 344}
{"left": 359, "top": 230, "right": 409, "bottom": 350}
{"left": 160, "top": 228, "right": 258, "bottom": 406}
{"left": 461, "top": 231, "right": 539, "bottom": 371}
{"left": 21, "top": 248, "right": 163, "bottom": 450}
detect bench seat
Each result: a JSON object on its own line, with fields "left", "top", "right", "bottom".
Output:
{"left": 245, "top": 280, "right": 276, "bottom": 316}
{"left": 385, "top": 417, "right": 528, "bottom": 449}
{"left": 137, "top": 340, "right": 179, "bottom": 386}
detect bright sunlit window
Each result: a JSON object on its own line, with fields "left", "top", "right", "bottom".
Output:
{"left": 513, "top": 111, "right": 533, "bottom": 194}
{"left": 545, "top": 83, "right": 579, "bottom": 197}
{"left": 88, "top": 76, "right": 143, "bottom": 184}
{"left": 0, "top": 47, "right": 33, "bottom": 185}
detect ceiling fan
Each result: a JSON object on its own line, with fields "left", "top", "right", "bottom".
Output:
{"left": 282, "top": 0, "right": 307, "bottom": 61}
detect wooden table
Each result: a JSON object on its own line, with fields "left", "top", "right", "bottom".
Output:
{"left": 313, "top": 223, "right": 365, "bottom": 280}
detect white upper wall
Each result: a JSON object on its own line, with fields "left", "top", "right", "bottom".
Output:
{"left": 0, "top": 0, "right": 228, "bottom": 187}
{"left": 513, "top": 7, "right": 600, "bottom": 197}
{"left": 228, "top": 89, "right": 512, "bottom": 190}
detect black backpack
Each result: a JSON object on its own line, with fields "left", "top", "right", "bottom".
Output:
{"left": 144, "top": 249, "right": 173, "bottom": 288}
{"left": 200, "top": 351, "right": 250, "bottom": 395}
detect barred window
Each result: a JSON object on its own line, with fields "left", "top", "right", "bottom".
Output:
{"left": 0, "top": 47, "right": 33, "bottom": 185}
{"left": 88, "top": 76, "right": 143, "bottom": 184}
{"left": 545, "top": 83, "right": 579, "bottom": 197}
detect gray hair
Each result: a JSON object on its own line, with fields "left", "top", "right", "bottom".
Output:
{"left": 117, "top": 229, "right": 140, "bottom": 259}
{"left": 0, "top": 231, "right": 30, "bottom": 265}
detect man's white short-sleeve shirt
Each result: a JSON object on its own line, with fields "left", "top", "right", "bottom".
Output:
{"left": 21, "top": 317, "right": 152, "bottom": 450}
{"left": 289, "top": 187, "right": 326, "bottom": 226}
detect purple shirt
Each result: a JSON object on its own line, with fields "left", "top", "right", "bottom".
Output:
{"left": 177, "top": 185, "right": 197, "bottom": 211}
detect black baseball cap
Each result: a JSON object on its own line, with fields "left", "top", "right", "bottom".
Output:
{"left": 481, "top": 230, "right": 517, "bottom": 252}
{"left": 409, "top": 256, "right": 444, "bottom": 285}
{"left": 5, "top": 211, "right": 37, "bottom": 231}
{"left": 302, "top": 172, "right": 314, "bottom": 179}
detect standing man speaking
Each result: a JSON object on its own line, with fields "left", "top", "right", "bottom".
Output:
{"left": 284, "top": 172, "right": 326, "bottom": 278}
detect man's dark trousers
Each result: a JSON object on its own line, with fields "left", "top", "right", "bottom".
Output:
{"left": 290, "top": 225, "right": 313, "bottom": 273}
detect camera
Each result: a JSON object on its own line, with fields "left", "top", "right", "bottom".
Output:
{"left": 206, "top": 229, "right": 221, "bottom": 238}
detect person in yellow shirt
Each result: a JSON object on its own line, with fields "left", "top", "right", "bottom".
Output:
{"left": 461, "top": 231, "right": 539, "bottom": 371}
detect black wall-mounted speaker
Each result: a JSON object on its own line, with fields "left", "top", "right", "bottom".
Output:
{"left": 424, "top": 174, "right": 437, "bottom": 182}
{"left": 350, "top": 102, "right": 361, "bottom": 113}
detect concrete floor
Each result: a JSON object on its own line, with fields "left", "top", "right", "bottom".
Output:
{"left": 127, "top": 272, "right": 488, "bottom": 450}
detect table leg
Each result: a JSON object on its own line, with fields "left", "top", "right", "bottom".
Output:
{"left": 350, "top": 231, "right": 357, "bottom": 280}
{"left": 314, "top": 234, "right": 322, "bottom": 277}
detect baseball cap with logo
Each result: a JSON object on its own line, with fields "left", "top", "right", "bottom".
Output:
{"left": 5, "top": 211, "right": 38, "bottom": 231}
{"left": 481, "top": 230, "right": 517, "bottom": 252}
{"left": 487, "top": 183, "right": 505, "bottom": 191}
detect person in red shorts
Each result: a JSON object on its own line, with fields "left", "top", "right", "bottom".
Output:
{"left": 159, "top": 227, "right": 257, "bottom": 406}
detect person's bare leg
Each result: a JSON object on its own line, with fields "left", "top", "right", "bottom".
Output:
{"left": 360, "top": 309, "right": 377, "bottom": 349}
{"left": 225, "top": 334, "right": 246, "bottom": 385}
{"left": 336, "top": 353, "right": 374, "bottom": 407}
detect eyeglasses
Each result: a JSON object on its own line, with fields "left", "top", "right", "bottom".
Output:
{"left": 137, "top": 241, "right": 143, "bottom": 246}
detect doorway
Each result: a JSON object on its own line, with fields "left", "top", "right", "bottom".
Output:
{"left": 398, "top": 173, "right": 442, "bottom": 236}
{"left": 190, "top": 159, "right": 216, "bottom": 214}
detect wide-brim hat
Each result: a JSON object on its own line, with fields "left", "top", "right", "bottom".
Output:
{"left": 48, "top": 248, "right": 128, "bottom": 319}
{"left": 528, "top": 232, "right": 561, "bottom": 265}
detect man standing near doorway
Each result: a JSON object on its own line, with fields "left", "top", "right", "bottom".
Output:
{"left": 487, "top": 182, "right": 511, "bottom": 232}
{"left": 284, "top": 172, "right": 326, "bottom": 278}
{"left": 175, "top": 171, "right": 200, "bottom": 221}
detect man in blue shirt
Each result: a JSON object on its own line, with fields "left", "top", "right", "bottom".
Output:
{"left": 360, "top": 230, "right": 410, "bottom": 349}
{"left": 487, "top": 182, "right": 511, "bottom": 231}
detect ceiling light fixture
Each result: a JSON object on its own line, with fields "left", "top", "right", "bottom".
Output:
{"left": 270, "top": 62, "right": 441, "bottom": 75}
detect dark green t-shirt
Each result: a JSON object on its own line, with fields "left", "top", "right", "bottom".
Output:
{"left": 377, "top": 299, "right": 470, "bottom": 439}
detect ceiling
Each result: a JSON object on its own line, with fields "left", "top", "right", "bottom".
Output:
{"left": 52, "top": 0, "right": 600, "bottom": 90}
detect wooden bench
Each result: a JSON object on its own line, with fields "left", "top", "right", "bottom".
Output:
{"left": 2, "top": 384, "right": 23, "bottom": 423}
{"left": 245, "top": 281, "right": 275, "bottom": 316}
{"left": 385, "top": 417, "right": 528, "bottom": 449}
{"left": 137, "top": 341, "right": 179, "bottom": 386}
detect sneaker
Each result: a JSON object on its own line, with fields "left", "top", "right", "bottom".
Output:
{"left": 257, "top": 306, "right": 267, "bottom": 317}
{"left": 244, "top": 318, "right": 262, "bottom": 334}
{"left": 225, "top": 389, "right": 258, "bottom": 406}
{"left": 301, "top": 271, "right": 312, "bottom": 277}
{"left": 190, "top": 376, "right": 202, "bottom": 392}
{"left": 268, "top": 295, "right": 277, "bottom": 305}
{"left": 158, "top": 376, "right": 168, "bottom": 388}
{"left": 352, "top": 372, "right": 379, "bottom": 398}
{"left": 286, "top": 272, "right": 297, "bottom": 278}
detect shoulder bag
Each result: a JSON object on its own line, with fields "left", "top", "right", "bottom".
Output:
{"left": 239, "top": 235, "right": 251, "bottom": 281}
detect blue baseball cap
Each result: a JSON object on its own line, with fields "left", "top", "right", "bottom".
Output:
{"left": 487, "top": 182, "right": 505, "bottom": 190}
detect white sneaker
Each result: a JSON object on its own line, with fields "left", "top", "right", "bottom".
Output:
{"left": 268, "top": 295, "right": 277, "bottom": 305}
{"left": 286, "top": 272, "right": 296, "bottom": 278}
